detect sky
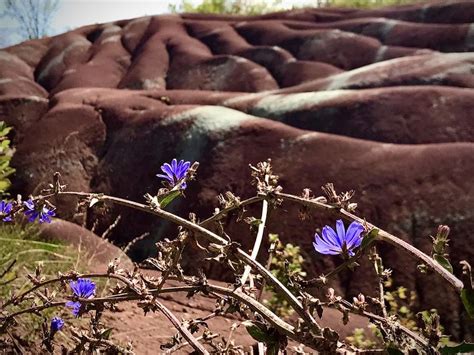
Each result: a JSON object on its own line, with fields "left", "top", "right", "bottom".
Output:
{"left": 52, "top": 0, "right": 176, "bottom": 32}
{"left": 0, "top": 0, "right": 315, "bottom": 47}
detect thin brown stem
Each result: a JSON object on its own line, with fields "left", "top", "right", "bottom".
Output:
{"left": 378, "top": 279, "right": 387, "bottom": 319}
{"left": 153, "top": 299, "right": 209, "bottom": 355}
{"left": 155, "top": 235, "right": 187, "bottom": 294}
{"left": 340, "top": 299, "right": 432, "bottom": 352}
{"left": 101, "top": 214, "right": 121, "bottom": 240}
{"left": 302, "top": 248, "right": 369, "bottom": 287}
{"left": 2, "top": 283, "right": 321, "bottom": 351}
{"left": 166, "top": 333, "right": 219, "bottom": 354}
{"left": 373, "top": 250, "right": 389, "bottom": 319}
{"left": 199, "top": 196, "right": 264, "bottom": 228}
{"left": 2, "top": 300, "right": 66, "bottom": 320}
{"left": 257, "top": 241, "right": 276, "bottom": 302}
{"left": 0, "top": 259, "right": 16, "bottom": 279}
{"left": 1, "top": 272, "right": 139, "bottom": 309}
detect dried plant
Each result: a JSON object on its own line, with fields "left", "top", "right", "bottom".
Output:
{"left": 1, "top": 159, "right": 473, "bottom": 354}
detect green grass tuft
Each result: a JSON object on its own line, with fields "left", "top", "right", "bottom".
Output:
{"left": 0, "top": 223, "right": 91, "bottom": 345}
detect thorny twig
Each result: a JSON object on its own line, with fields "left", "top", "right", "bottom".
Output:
{"left": 153, "top": 299, "right": 209, "bottom": 355}
{"left": 54, "top": 191, "right": 323, "bottom": 335}
{"left": 257, "top": 240, "right": 277, "bottom": 302}
{"left": 1, "top": 275, "right": 326, "bottom": 351}
{"left": 301, "top": 241, "right": 373, "bottom": 287}
{"left": 129, "top": 185, "right": 464, "bottom": 294}
{"left": 200, "top": 196, "right": 263, "bottom": 228}
{"left": 101, "top": 214, "right": 121, "bottom": 240}
{"left": 166, "top": 333, "right": 219, "bottom": 353}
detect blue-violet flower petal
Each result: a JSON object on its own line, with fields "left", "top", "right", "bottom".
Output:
{"left": 313, "top": 220, "right": 364, "bottom": 257}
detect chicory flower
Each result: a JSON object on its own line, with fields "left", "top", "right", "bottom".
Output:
{"left": 313, "top": 220, "right": 364, "bottom": 257}
{"left": 156, "top": 159, "right": 191, "bottom": 189}
{"left": 23, "top": 199, "right": 55, "bottom": 223}
{"left": 0, "top": 200, "right": 13, "bottom": 222}
{"left": 50, "top": 317, "right": 64, "bottom": 332}
{"left": 66, "top": 278, "right": 96, "bottom": 317}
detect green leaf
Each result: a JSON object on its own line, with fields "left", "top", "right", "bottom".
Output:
{"left": 99, "top": 328, "right": 113, "bottom": 340}
{"left": 434, "top": 254, "right": 453, "bottom": 273}
{"left": 268, "top": 233, "right": 279, "bottom": 243}
{"left": 0, "top": 179, "right": 11, "bottom": 193}
{"left": 224, "top": 304, "right": 239, "bottom": 314}
{"left": 440, "top": 342, "right": 474, "bottom": 354}
{"left": 461, "top": 288, "right": 474, "bottom": 318}
{"left": 245, "top": 217, "right": 262, "bottom": 227}
{"left": 0, "top": 160, "right": 9, "bottom": 171}
{"left": 243, "top": 321, "right": 273, "bottom": 343}
{"left": 0, "top": 168, "right": 14, "bottom": 180}
{"left": 249, "top": 218, "right": 262, "bottom": 226}
{"left": 0, "top": 139, "right": 10, "bottom": 149}
{"left": 266, "top": 342, "right": 279, "bottom": 355}
{"left": 0, "top": 125, "right": 12, "bottom": 137}
{"left": 361, "top": 228, "right": 378, "bottom": 250}
{"left": 0, "top": 122, "right": 14, "bottom": 196}
{"left": 157, "top": 190, "right": 181, "bottom": 209}
{"left": 386, "top": 345, "right": 404, "bottom": 355}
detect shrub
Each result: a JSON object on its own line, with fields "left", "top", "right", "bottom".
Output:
{"left": 0, "top": 122, "right": 15, "bottom": 197}
{"left": 169, "top": 0, "right": 425, "bottom": 15}
{"left": 1, "top": 159, "right": 473, "bottom": 353}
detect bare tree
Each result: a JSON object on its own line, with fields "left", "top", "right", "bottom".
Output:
{"left": 2, "top": 0, "right": 59, "bottom": 40}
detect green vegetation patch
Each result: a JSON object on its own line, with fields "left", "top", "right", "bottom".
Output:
{"left": 0, "top": 223, "right": 88, "bottom": 343}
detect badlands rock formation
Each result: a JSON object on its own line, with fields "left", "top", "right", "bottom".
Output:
{"left": 0, "top": 0, "right": 473, "bottom": 339}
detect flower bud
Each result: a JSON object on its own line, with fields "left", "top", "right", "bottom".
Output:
{"left": 50, "top": 317, "right": 64, "bottom": 333}
{"left": 353, "top": 293, "right": 366, "bottom": 309}
{"left": 347, "top": 203, "right": 358, "bottom": 211}
{"left": 327, "top": 288, "right": 335, "bottom": 300}
{"left": 436, "top": 225, "right": 450, "bottom": 240}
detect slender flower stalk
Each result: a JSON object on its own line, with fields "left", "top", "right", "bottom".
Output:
{"left": 240, "top": 175, "right": 269, "bottom": 286}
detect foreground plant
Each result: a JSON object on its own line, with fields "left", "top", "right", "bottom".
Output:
{"left": 0, "top": 159, "right": 473, "bottom": 354}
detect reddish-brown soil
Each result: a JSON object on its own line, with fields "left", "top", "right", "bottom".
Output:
{"left": 1, "top": 0, "right": 473, "bottom": 344}
{"left": 103, "top": 277, "right": 371, "bottom": 354}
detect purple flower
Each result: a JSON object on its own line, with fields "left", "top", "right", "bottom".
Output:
{"left": 0, "top": 200, "right": 13, "bottom": 222}
{"left": 313, "top": 220, "right": 365, "bottom": 257}
{"left": 66, "top": 278, "right": 96, "bottom": 317}
{"left": 156, "top": 159, "right": 191, "bottom": 189}
{"left": 50, "top": 317, "right": 64, "bottom": 332}
{"left": 23, "top": 199, "right": 55, "bottom": 223}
